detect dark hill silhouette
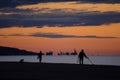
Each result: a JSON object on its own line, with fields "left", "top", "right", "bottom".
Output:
{"left": 0, "top": 46, "right": 37, "bottom": 55}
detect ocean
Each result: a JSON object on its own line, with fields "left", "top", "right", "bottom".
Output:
{"left": 0, "top": 55, "right": 120, "bottom": 66}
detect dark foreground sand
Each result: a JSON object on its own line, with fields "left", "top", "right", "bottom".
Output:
{"left": 0, "top": 62, "right": 120, "bottom": 80}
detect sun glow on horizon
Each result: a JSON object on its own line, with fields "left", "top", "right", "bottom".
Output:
{"left": 0, "top": 23, "right": 120, "bottom": 55}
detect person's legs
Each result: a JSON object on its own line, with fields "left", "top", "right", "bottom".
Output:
{"left": 38, "top": 56, "right": 41, "bottom": 63}
{"left": 81, "top": 58, "right": 84, "bottom": 64}
{"left": 81, "top": 58, "right": 83, "bottom": 64}
{"left": 80, "top": 58, "right": 82, "bottom": 64}
{"left": 40, "top": 57, "right": 42, "bottom": 63}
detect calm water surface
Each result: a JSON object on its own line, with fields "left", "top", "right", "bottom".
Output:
{"left": 0, "top": 55, "right": 120, "bottom": 66}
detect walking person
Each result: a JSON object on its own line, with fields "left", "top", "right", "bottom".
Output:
{"left": 78, "top": 49, "right": 88, "bottom": 64}
{"left": 37, "top": 51, "right": 43, "bottom": 63}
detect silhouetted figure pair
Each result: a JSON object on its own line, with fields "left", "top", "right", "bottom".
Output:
{"left": 37, "top": 51, "right": 43, "bottom": 63}
{"left": 78, "top": 49, "right": 88, "bottom": 64}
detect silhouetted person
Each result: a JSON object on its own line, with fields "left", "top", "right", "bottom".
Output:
{"left": 37, "top": 51, "right": 43, "bottom": 63}
{"left": 78, "top": 49, "right": 88, "bottom": 64}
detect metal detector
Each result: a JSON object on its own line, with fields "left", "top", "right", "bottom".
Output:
{"left": 87, "top": 58, "right": 94, "bottom": 65}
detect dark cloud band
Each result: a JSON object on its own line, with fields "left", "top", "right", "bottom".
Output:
{"left": 0, "top": 33, "right": 117, "bottom": 39}
{"left": 0, "top": 0, "right": 120, "bottom": 8}
{"left": 77, "top": 0, "right": 120, "bottom": 4}
{"left": 30, "top": 33, "right": 117, "bottom": 39}
{"left": 0, "top": 11, "right": 120, "bottom": 28}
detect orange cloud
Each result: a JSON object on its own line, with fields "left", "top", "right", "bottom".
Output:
{"left": 17, "top": 2, "right": 120, "bottom": 13}
{"left": 0, "top": 23, "right": 120, "bottom": 37}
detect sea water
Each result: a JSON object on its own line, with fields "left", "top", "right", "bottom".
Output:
{"left": 0, "top": 55, "right": 120, "bottom": 66}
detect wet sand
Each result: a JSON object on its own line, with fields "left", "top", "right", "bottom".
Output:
{"left": 0, "top": 62, "right": 120, "bottom": 80}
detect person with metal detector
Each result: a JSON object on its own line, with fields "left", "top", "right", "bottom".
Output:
{"left": 78, "top": 49, "right": 88, "bottom": 64}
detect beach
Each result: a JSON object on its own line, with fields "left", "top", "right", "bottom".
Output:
{"left": 0, "top": 62, "right": 120, "bottom": 80}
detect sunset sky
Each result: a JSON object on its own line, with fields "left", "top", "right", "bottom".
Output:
{"left": 0, "top": 0, "right": 120, "bottom": 55}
